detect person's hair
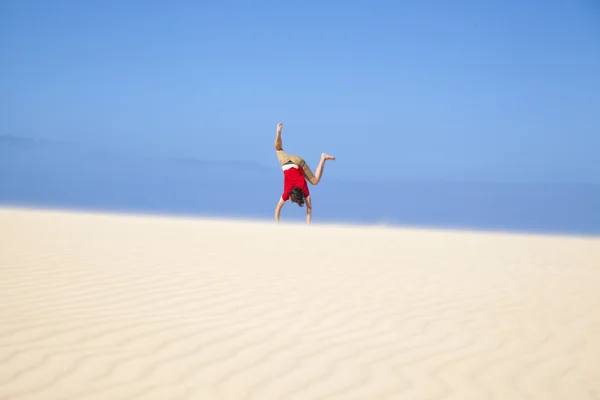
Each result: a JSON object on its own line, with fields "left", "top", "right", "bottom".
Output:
{"left": 289, "top": 187, "right": 305, "bottom": 207}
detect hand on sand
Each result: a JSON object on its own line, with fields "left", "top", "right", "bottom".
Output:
{"left": 322, "top": 153, "right": 336, "bottom": 161}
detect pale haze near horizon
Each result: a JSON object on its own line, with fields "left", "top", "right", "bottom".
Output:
{"left": 1, "top": 0, "right": 599, "bottom": 184}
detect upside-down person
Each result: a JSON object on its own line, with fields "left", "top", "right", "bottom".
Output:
{"left": 273, "top": 122, "right": 335, "bottom": 225}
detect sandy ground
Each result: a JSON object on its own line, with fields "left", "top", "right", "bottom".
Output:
{"left": 1, "top": 207, "right": 599, "bottom": 400}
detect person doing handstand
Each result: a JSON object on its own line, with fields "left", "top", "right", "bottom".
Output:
{"left": 274, "top": 122, "right": 335, "bottom": 225}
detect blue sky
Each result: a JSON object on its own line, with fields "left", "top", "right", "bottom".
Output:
{"left": 2, "top": 0, "right": 599, "bottom": 183}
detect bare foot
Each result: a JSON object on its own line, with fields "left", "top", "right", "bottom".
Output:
{"left": 277, "top": 122, "right": 283, "bottom": 134}
{"left": 322, "top": 153, "right": 335, "bottom": 161}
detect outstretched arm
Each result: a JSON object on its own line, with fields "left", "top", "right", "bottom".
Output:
{"left": 275, "top": 197, "right": 285, "bottom": 224}
{"left": 306, "top": 196, "right": 312, "bottom": 225}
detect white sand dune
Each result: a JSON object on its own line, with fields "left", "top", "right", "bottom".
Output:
{"left": 1, "top": 207, "right": 599, "bottom": 400}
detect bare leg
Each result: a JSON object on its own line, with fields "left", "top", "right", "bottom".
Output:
{"left": 309, "top": 153, "right": 335, "bottom": 185}
{"left": 274, "top": 122, "right": 283, "bottom": 151}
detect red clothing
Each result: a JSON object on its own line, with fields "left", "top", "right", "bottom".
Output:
{"left": 282, "top": 166, "right": 310, "bottom": 201}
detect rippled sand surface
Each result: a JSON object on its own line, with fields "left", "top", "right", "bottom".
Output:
{"left": 1, "top": 207, "right": 599, "bottom": 400}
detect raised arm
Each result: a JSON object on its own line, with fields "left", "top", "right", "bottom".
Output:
{"left": 275, "top": 197, "right": 285, "bottom": 224}
{"left": 305, "top": 196, "right": 312, "bottom": 225}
